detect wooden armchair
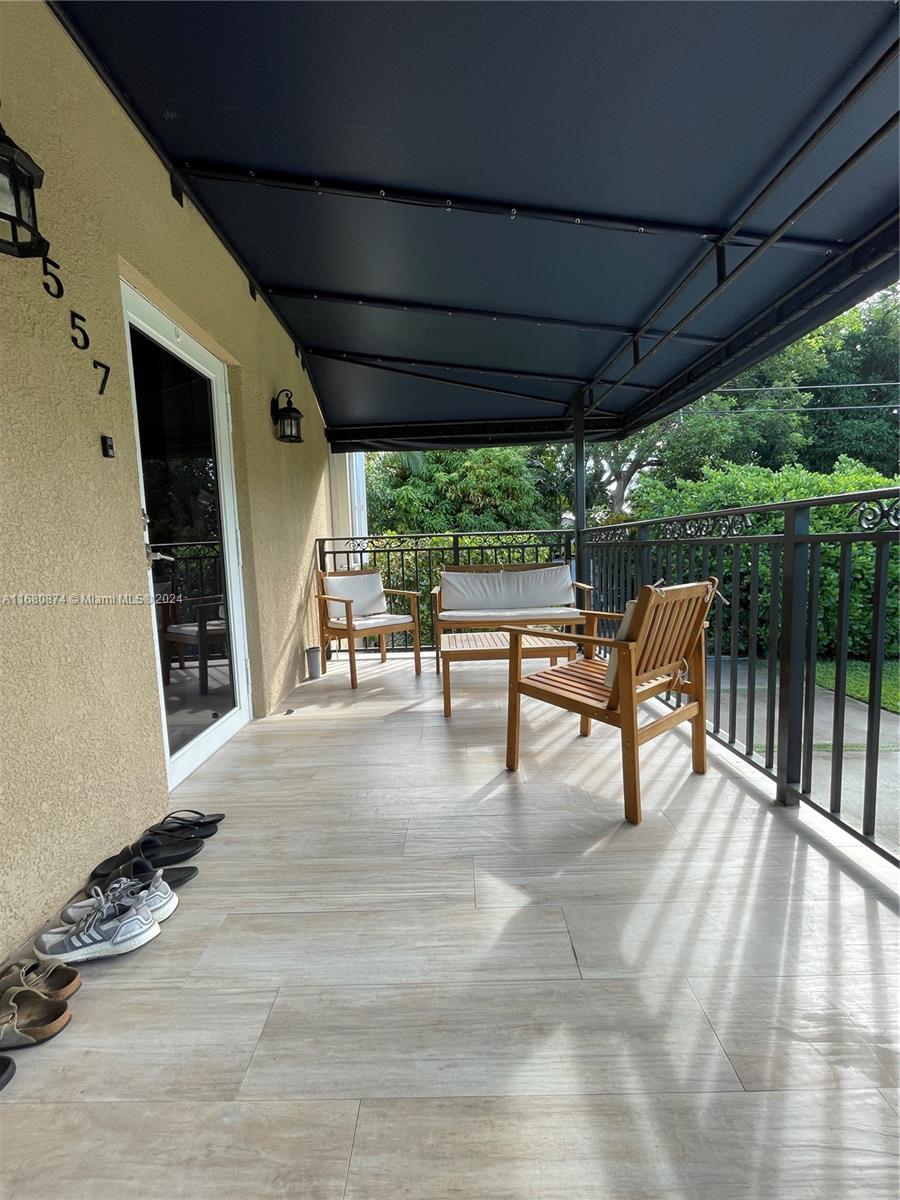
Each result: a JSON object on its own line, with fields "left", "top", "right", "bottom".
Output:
{"left": 504, "top": 579, "right": 717, "bottom": 824}
{"left": 158, "top": 593, "right": 229, "bottom": 695}
{"left": 316, "top": 567, "right": 421, "bottom": 689}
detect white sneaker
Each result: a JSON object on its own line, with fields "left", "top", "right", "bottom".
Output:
{"left": 35, "top": 897, "right": 160, "bottom": 963}
{"left": 60, "top": 870, "right": 178, "bottom": 926}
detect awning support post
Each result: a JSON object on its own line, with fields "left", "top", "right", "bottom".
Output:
{"left": 573, "top": 394, "right": 587, "bottom": 587}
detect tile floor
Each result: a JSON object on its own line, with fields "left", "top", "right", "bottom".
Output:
{"left": 2, "top": 656, "right": 897, "bottom": 1199}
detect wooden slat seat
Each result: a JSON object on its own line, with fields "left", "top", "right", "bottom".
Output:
{"left": 504, "top": 579, "right": 718, "bottom": 825}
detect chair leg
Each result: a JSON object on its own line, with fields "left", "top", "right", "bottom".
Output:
{"left": 690, "top": 637, "right": 708, "bottom": 774}
{"left": 347, "top": 635, "right": 358, "bottom": 690}
{"left": 579, "top": 714, "right": 591, "bottom": 737}
{"left": 435, "top": 627, "right": 442, "bottom": 674}
{"left": 620, "top": 730, "right": 642, "bottom": 825}
{"left": 379, "top": 634, "right": 387, "bottom": 662}
{"left": 442, "top": 656, "right": 452, "bottom": 718}
{"left": 506, "top": 631, "right": 523, "bottom": 771}
{"left": 320, "top": 635, "right": 328, "bottom": 674}
{"left": 199, "top": 642, "right": 209, "bottom": 695}
{"left": 412, "top": 617, "right": 422, "bottom": 676}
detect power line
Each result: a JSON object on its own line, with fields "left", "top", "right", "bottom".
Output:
{"left": 699, "top": 402, "right": 898, "bottom": 415}
{"left": 716, "top": 381, "right": 899, "bottom": 392}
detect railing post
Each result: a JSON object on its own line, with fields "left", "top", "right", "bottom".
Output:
{"left": 776, "top": 504, "right": 809, "bottom": 805}
{"left": 451, "top": 534, "right": 460, "bottom": 566}
{"left": 316, "top": 537, "right": 327, "bottom": 571}
{"left": 635, "top": 526, "right": 650, "bottom": 590}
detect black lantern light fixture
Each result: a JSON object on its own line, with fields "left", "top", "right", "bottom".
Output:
{"left": 0, "top": 119, "right": 49, "bottom": 258}
{"left": 270, "top": 389, "right": 303, "bottom": 443}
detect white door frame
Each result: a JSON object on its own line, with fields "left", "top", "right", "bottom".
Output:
{"left": 120, "top": 281, "right": 251, "bottom": 788}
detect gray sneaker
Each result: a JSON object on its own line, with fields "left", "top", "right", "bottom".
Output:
{"left": 34, "top": 896, "right": 160, "bottom": 963}
{"left": 59, "top": 870, "right": 178, "bottom": 926}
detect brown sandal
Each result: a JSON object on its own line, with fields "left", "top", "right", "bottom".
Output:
{"left": 0, "top": 958, "right": 81, "bottom": 1002}
{"left": 0, "top": 987, "right": 71, "bottom": 1047}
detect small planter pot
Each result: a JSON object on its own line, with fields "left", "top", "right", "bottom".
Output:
{"left": 305, "top": 646, "right": 322, "bottom": 680}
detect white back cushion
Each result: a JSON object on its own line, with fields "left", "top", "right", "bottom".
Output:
{"left": 500, "top": 565, "right": 575, "bottom": 608}
{"left": 605, "top": 599, "right": 637, "bottom": 691}
{"left": 441, "top": 565, "right": 575, "bottom": 611}
{"left": 324, "top": 572, "right": 386, "bottom": 620}
{"left": 440, "top": 570, "right": 506, "bottom": 611}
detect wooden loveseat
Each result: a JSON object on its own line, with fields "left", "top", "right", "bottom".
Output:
{"left": 431, "top": 562, "right": 591, "bottom": 672}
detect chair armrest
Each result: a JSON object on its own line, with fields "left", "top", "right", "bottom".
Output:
{"left": 499, "top": 625, "right": 626, "bottom": 650}
{"left": 577, "top": 608, "right": 625, "bottom": 620}
{"left": 430, "top": 584, "right": 441, "bottom": 595}
{"left": 383, "top": 588, "right": 419, "bottom": 598}
{"left": 572, "top": 581, "right": 593, "bottom": 594}
{"left": 316, "top": 592, "right": 354, "bottom": 605}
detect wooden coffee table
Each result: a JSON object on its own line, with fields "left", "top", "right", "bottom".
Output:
{"left": 440, "top": 630, "right": 576, "bottom": 717}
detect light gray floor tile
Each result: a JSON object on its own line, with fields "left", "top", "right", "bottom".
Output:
{"left": 689, "top": 973, "right": 899, "bottom": 1090}
{"left": 345, "top": 1090, "right": 899, "bottom": 1199}
{"left": 405, "top": 812, "right": 684, "bottom": 857}
{"left": 567, "top": 895, "right": 899, "bottom": 979}
{"left": 198, "top": 818, "right": 409, "bottom": 858}
{"left": 239, "top": 979, "right": 741, "bottom": 1099}
{"left": 186, "top": 855, "right": 474, "bottom": 913}
{"left": 0, "top": 985, "right": 276, "bottom": 1101}
{"left": 190, "top": 907, "right": 579, "bottom": 986}
{"left": 474, "top": 849, "right": 874, "bottom": 908}
{"left": 0, "top": 1100, "right": 358, "bottom": 1199}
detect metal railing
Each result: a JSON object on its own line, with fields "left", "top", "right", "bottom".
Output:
{"left": 582, "top": 488, "right": 899, "bottom": 862}
{"left": 316, "top": 530, "right": 574, "bottom": 648}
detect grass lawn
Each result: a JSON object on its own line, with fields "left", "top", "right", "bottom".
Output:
{"left": 816, "top": 658, "right": 900, "bottom": 714}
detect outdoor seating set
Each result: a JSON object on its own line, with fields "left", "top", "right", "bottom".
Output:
{"left": 317, "top": 563, "right": 717, "bottom": 824}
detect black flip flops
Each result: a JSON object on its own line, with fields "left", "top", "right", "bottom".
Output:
{"left": 169, "top": 808, "right": 225, "bottom": 825}
{"left": 90, "top": 854, "right": 199, "bottom": 893}
{"left": 145, "top": 813, "right": 220, "bottom": 840}
{"left": 88, "top": 834, "right": 203, "bottom": 884}
{"left": 0, "top": 1055, "right": 14, "bottom": 1092}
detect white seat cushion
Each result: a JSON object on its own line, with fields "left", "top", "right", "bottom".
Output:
{"left": 330, "top": 611, "right": 414, "bottom": 632}
{"left": 439, "top": 607, "right": 579, "bottom": 623}
{"left": 323, "top": 571, "right": 387, "bottom": 620}
{"left": 166, "top": 621, "right": 227, "bottom": 638}
{"left": 440, "top": 565, "right": 575, "bottom": 611}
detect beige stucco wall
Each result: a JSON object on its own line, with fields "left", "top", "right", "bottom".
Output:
{"left": 0, "top": 2, "right": 333, "bottom": 955}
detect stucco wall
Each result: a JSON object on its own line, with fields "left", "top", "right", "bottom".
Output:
{"left": 0, "top": 2, "right": 332, "bottom": 955}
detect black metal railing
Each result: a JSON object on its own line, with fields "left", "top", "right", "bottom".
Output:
{"left": 316, "top": 530, "right": 574, "bottom": 648}
{"left": 150, "top": 540, "right": 225, "bottom": 663}
{"left": 582, "top": 488, "right": 899, "bottom": 862}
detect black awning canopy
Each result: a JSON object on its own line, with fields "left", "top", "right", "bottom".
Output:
{"left": 57, "top": 1, "right": 899, "bottom": 449}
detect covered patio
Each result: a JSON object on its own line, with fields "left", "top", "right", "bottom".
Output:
{"left": 3, "top": 656, "right": 897, "bottom": 1195}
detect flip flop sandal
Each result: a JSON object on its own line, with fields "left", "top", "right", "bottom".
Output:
{"left": 169, "top": 808, "right": 225, "bottom": 825}
{"left": 88, "top": 834, "right": 203, "bottom": 883}
{"left": 0, "top": 1055, "right": 14, "bottom": 1092}
{"left": 92, "top": 855, "right": 199, "bottom": 893}
{"left": 145, "top": 814, "right": 220, "bottom": 839}
{"left": 0, "top": 988, "right": 70, "bottom": 1048}
{"left": 0, "top": 958, "right": 81, "bottom": 1002}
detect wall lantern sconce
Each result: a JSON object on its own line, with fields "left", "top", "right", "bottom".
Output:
{"left": 271, "top": 389, "right": 303, "bottom": 443}
{"left": 0, "top": 120, "right": 49, "bottom": 258}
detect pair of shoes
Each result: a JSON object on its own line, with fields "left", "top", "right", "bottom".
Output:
{"left": 34, "top": 870, "right": 177, "bottom": 965}
{"left": 0, "top": 957, "right": 81, "bottom": 1002}
{"left": 87, "top": 833, "right": 204, "bottom": 888}
{"left": 0, "top": 988, "right": 71, "bottom": 1047}
{"left": 145, "top": 807, "right": 224, "bottom": 840}
{"left": 91, "top": 854, "right": 198, "bottom": 894}
{"left": 0, "top": 956, "right": 82, "bottom": 1050}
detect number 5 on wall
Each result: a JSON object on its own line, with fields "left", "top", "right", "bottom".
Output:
{"left": 70, "top": 310, "right": 90, "bottom": 350}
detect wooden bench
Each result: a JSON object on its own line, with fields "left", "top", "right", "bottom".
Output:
{"left": 440, "top": 630, "right": 576, "bottom": 717}
{"left": 504, "top": 579, "right": 718, "bottom": 825}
